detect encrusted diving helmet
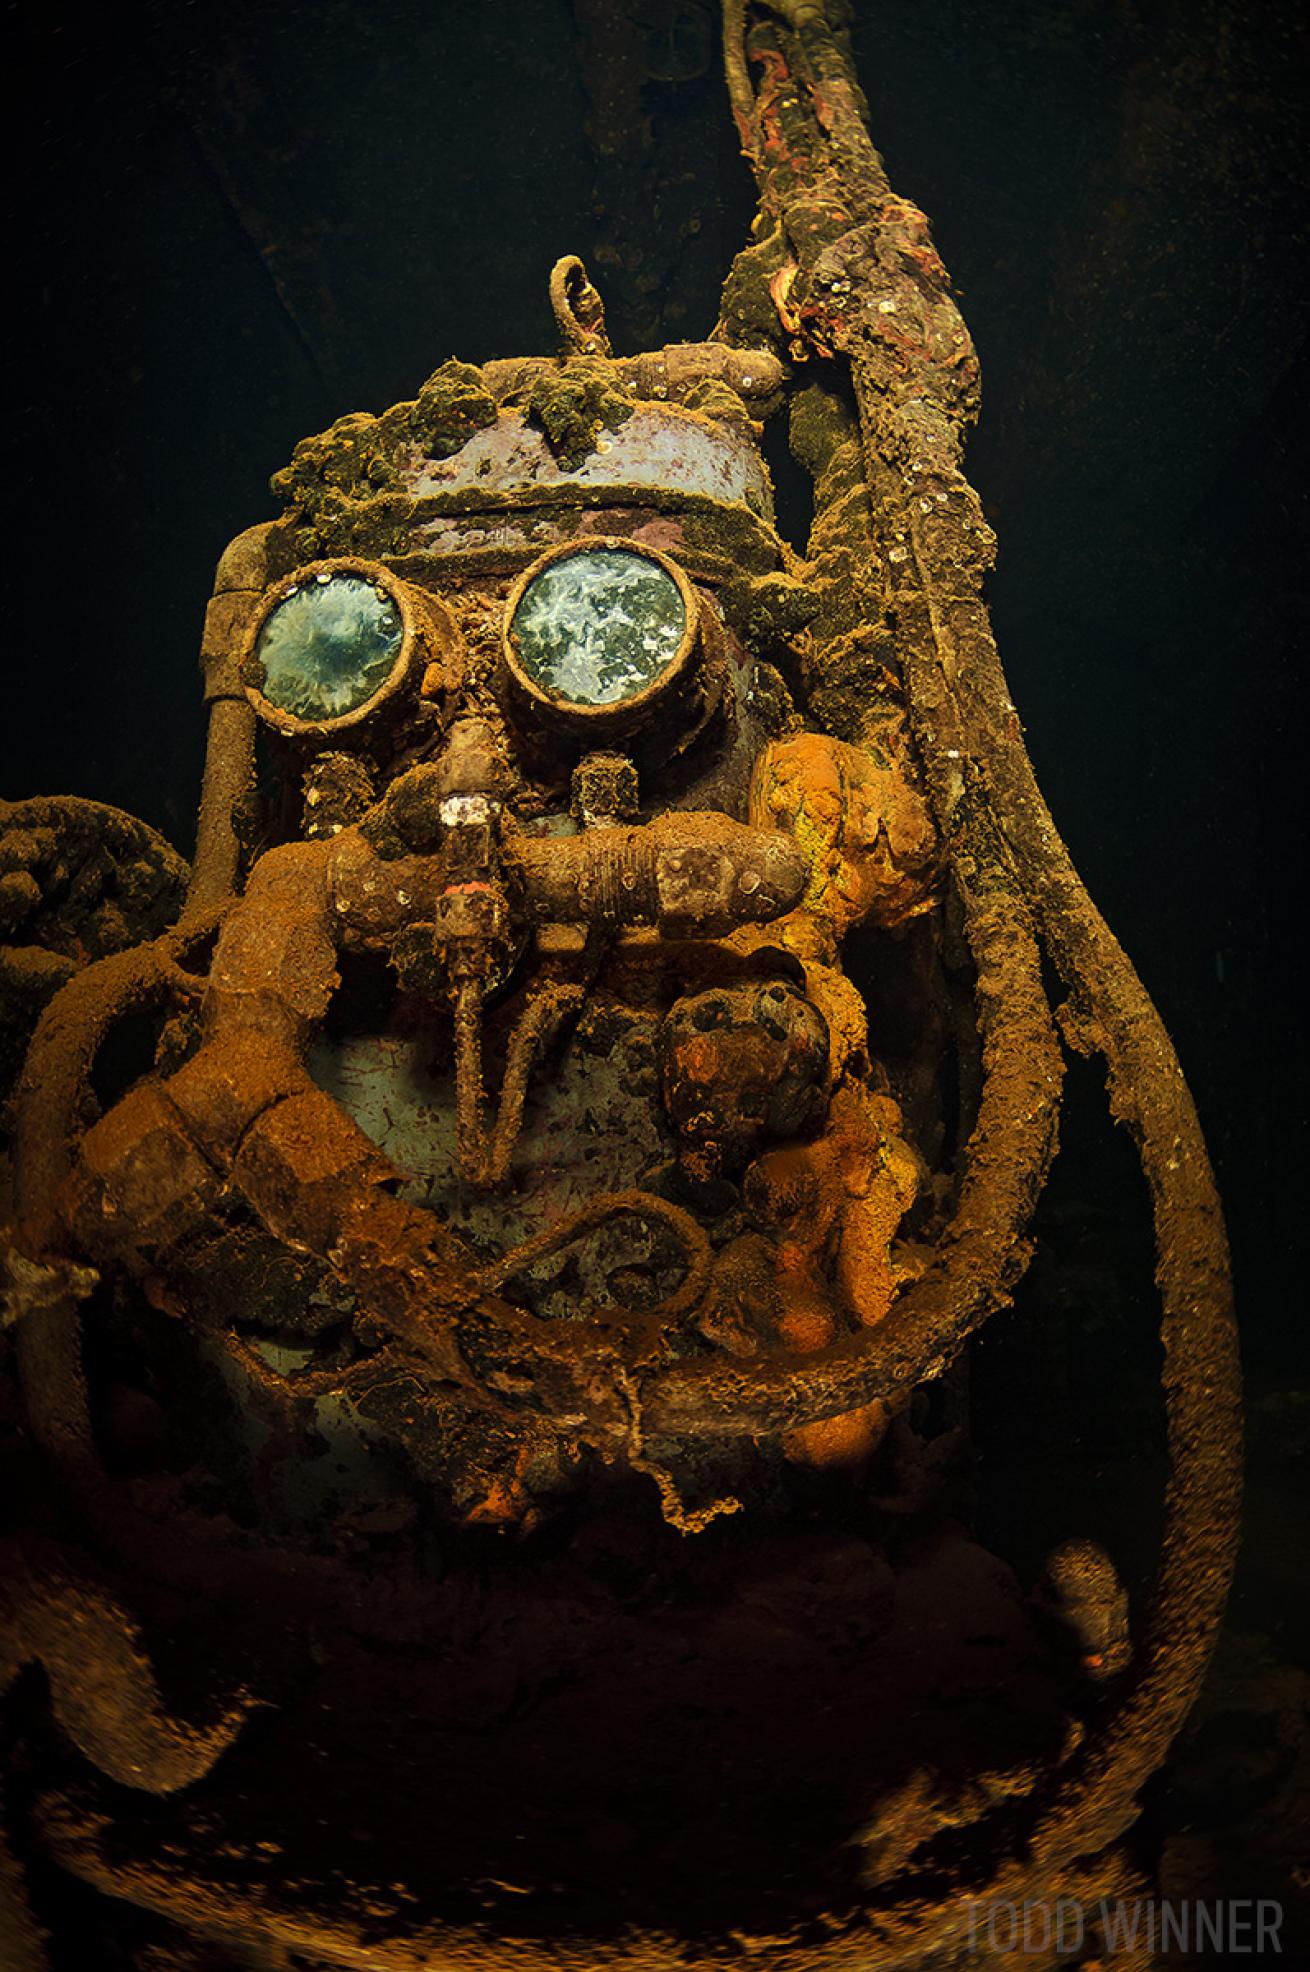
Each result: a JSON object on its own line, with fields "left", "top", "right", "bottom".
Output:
{"left": 0, "top": 235, "right": 1234, "bottom": 1970}
{"left": 31, "top": 257, "right": 935, "bottom": 1535}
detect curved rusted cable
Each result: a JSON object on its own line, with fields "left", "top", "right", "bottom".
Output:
{"left": 8, "top": 918, "right": 227, "bottom": 1567}
{"left": 0, "top": 1538, "right": 251, "bottom": 1795}
{"left": 455, "top": 978, "right": 587, "bottom": 1188}
{"left": 705, "top": 0, "right": 1241, "bottom": 1950}
{"left": 890, "top": 412, "right": 1242, "bottom": 1882}
{"left": 476, "top": 1188, "right": 714, "bottom": 1324}
{"left": 487, "top": 982, "right": 587, "bottom": 1183}
{"left": 2, "top": 1535, "right": 247, "bottom": 1971}
{"left": 223, "top": 1329, "right": 402, "bottom": 1404}
{"left": 13, "top": 914, "right": 221, "bottom": 1254}
{"left": 29, "top": 1778, "right": 1163, "bottom": 1972}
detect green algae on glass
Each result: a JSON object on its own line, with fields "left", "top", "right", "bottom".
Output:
{"left": 256, "top": 574, "right": 403, "bottom": 721}
{"left": 511, "top": 549, "right": 685, "bottom": 705}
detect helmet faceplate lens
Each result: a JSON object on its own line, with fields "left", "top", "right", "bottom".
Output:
{"left": 510, "top": 548, "right": 686, "bottom": 707}
{"left": 255, "top": 574, "right": 404, "bottom": 723}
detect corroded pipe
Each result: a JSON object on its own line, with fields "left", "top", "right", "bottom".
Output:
{"left": 13, "top": 923, "right": 215, "bottom": 1254}
{"left": 53, "top": 807, "right": 811, "bottom": 1432}
{"left": 181, "top": 522, "right": 272, "bottom": 927}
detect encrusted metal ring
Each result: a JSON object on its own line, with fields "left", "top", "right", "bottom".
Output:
{"left": 500, "top": 537, "right": 705, "bottom": 749}
{"left": 241, "top": 555, "right": 463, "bottom": 741}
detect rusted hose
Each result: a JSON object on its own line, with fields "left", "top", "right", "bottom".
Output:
{"left": 0, "top": 1538, "right": 250, "bottom": 1796}
{"left": 183, "top": 694, "right": 257, "bottom": 926}
{"left": 13, "top": 917, "right": 218, "bottom": 1255}
{"left": 477, "top": 1189, "right": 713, "bottom": 1323}
{"left": 705, "top": 0, "right": 1241, "bottom": 1952}
{"left": 454, "top": 977, "right": 587, "bottom": 1188}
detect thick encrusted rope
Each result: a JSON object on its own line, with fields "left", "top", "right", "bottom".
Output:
{"left": 710, "top": 0, "right": 1242, "bottom": 1949}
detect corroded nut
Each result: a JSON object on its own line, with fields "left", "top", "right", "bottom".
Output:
{"left": 232, "top": 1089, "right": 396, "bottom": 1255}
{"left": 63, "top": 1084, "right": 218, "bottom": 1262}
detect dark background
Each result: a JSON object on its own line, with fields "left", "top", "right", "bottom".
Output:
{"left": 5, "top": 0, "right": 1305, "bottom": 1405}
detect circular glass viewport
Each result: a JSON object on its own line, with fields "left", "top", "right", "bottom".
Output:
{"left": 255, "top": 572, "right": 404, "bottom": 723}
{"left": 509, "top": 547, "right": 688, "bottom": 708}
